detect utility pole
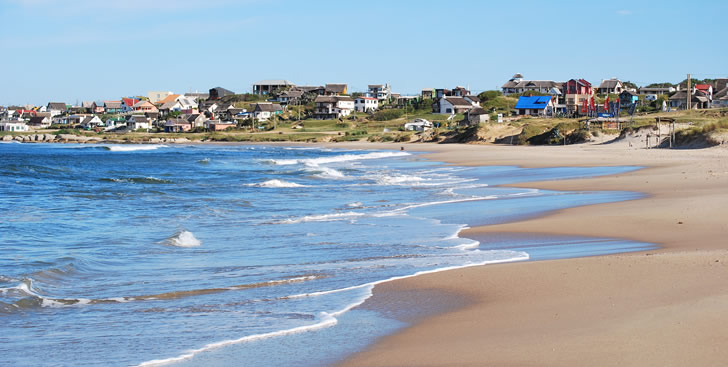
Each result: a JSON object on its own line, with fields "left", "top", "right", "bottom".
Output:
{"left": 687, "top": 73, "right": 691, "bottom": 110}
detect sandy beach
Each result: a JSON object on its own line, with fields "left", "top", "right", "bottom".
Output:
{"left": 335, "top": 142, "right": 728, "bottom": 366}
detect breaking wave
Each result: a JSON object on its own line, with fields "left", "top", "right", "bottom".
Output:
{"left": 165, "top": 230, "right": 201, "bottom": 247}
{"left": 246, "top": 179, "right": 307, "bottom": 188}
{"left": 266, "top": 151, "right": 410, "bottom": 166}
{"left": 103, "top": 145, "right": 167, "bottom": 152}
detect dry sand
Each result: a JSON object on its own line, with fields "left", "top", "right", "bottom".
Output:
{"left": 333, "top": 142, "right": 728, "bottom": 367}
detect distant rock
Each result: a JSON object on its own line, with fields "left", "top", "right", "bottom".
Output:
{"left": 2, "top": 135, "right": 13, "bottom": 141}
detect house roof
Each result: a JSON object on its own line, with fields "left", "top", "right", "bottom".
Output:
{"left": 210, "top": 87, "right": 235, "bottom": 96}
{"left": 254, "top": 80, "right": 294, "bottom": 86}
{"left": 368, "top": 84, "right": 384, "bottom": 88}
{"left": 295, "top": 85, "right": 324, "bottom": 93}
{"left": 325, "top": 84, "right": 347, "bottom": 93}
{"left": 512, "top": 73, "right": 524, "bottom": 79}
{"left": 443, "top": 97, "right": 473, "bottom": 107}
{"left": 129, "top": 116, "right": 148, "bottom": 122}
{"left": 254, "top": 103, "right": 283, "bottom": 112}
{"left": 315, "top": 95, "right": 353, "bottom": 103}
{"left": 714, "top": 86, "right": 728, "bottom": 99}
{"left": 280, "top": 90, "right": 304, "bottom": 98}
{"left": 156, "top": 94, "right": 181, "bottom": 105}
{"left": 357, "top": 96, "right": 377, "bottom": 101}
{"left": 468, "top": 107, "right": 488, "bottom": 115}
{"left": 122, "top": 98, "right": 138, "bottom": 106}
{"left": 160, "top": 101, "right": 179, "bottom": 110}
{"left": 48, "top": 102, "right": 67, "bottom": 110}
{"left": 81, "top": 101, "right": 94, "bottom": 108}
{"left": 464, "top": 95, "right": 480, "bottom": 103}
{"left": 28, "top": 116, "right": 48, "bottom": 124}
{"left": 515, "top": 96, "right": 553, "bottom": 109}
{"left": 80, "top": 116, "right": 98, "bottom": 125}
{"left": 186, "top": 114, "right": 201, "bottom": 122}
{"left": 105, "top": 101, "right": 122, "bottom": 109}
{"left": 695, "top": 84, "right": 712, "bottom": 90}
{"left": 668, "top": 90, "right": 710, "bottom": 102}
{"left": 620, "top": 90, "right": 638, "bottom": 97}
{"left": 599, "top": 79, "right": 622, "bottom": 89}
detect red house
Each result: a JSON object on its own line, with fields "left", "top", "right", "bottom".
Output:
{"left": 562, "top": 79, "right": 594, "bottom": 116}
{"left": 562, "top": 79, "right": 593, "bottom": 95}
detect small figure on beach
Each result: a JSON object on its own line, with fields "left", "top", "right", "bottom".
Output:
{"left": 400, "top": 146, "right": 405, "bottom": 151}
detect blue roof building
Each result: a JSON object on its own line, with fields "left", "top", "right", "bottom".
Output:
{"left": 515, "top": 96, "right": 554, "bottom": 116}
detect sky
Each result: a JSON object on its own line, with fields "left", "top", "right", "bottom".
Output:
{"left": 1, "top": 0, "right": 726, "bottom": 105}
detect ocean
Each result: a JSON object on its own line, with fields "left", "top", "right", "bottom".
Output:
{"left": 0, "top": 143, "right": 655, "bottom": 366}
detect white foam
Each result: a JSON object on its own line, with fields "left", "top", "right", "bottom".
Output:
{"left": 104, "top": 145, "right": 167, "bottom": 152}
{"left": 247, "top": 179, "right": 306, "bottom": 188}
{"left": 268, "top": 151, "right": 410, "bottom": 166}
{"left": 276, "top": 211, "right": 365, "bottom": 224}
{"left": 346, "top": 202, "right": 363, "bottom": 208}
{"left": 166, "top": 231, "right": 201, "bottom": 248}
{"left": 305, "top": 164, "right": 347, "bottom": 179}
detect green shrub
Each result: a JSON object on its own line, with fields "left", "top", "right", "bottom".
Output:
{"left": 372, "top": 109, "right": 404, "bottom": 121}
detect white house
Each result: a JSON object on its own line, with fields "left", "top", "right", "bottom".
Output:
{"left": 127, "top": 115, "right": 151, "bottom": 130}
{"left": 105, "top": 118, "right": 126, "bottom": 131}
{"left": 27, "top": 116, "right": 52, "bottom": 129}
{"left": 47, "top": 102, "right": 67, "bottom": 117}
{"left": 80, "top": 115, "right": 104, "bottom": 129}
{"left": 355, "top": 97, "right": 378, "bottom": 112}
{"left": 314, "top": 96, "right": 355, "bottom": 119}
{"left": 147, "top": 91, "right": 174, "bottom": 104}
{"left": 437, "top": 96, "right": 477, "bottom": 114}
{"left": 367, "top": 84, "right": 391, "bottom": 101}
{"left": 252, "top": 103, "right": 283, "bottom": 121}
{"left": 0, "top": 119, "right": 29, "bottom": 132}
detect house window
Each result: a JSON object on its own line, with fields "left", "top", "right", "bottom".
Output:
{"left": 446, "top": 108, "right": 452, "bottom": 113}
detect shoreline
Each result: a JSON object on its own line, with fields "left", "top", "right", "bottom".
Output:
{"left": 334, "top": 142, "right": 728, "bottom": 366}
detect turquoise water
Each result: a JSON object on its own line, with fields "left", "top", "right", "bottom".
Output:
{"left": 0, "top": 143, "right": 654, "bottom": 366}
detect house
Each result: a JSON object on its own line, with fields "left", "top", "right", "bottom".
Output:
{"left": 514, "top": 96, "right": 554, "bottom": 116}
{"left": 164, "top": 118, "right": 193, "bottom": 132}
{"left": 638, "top": 86, "right": 675, "bottom": 95}
{"left": 47, "top": 102, "right": 67, "bottom": 117}
{"left": 148, "top": 91, "right": 174, "bottom": 104}
{"left": 275, "top": 90, "right": 304, "bottom": 105}
{"left": 395, "top": 96, "right": 419, "bottom": 108}
{"left": 404, "top": 118, "right": 433, "bottom": 131}
{"left": 502, "top": 74, "right": 562, "bottom": 95}
{"left": 368, "top": 84, "right": 391, "bottom": 101}
{"left": 131, "top": 100, "right": 159, "bottom": 113}
{"left": 313, "top": 95, "right": 355, "bottom": 119}
{"left": 81, "top": 101, "right": 95, "bottom": 113}
{"left": 437, "top": 96, "right": 476, "bottom": 114}
{"left": 104, "top": 117, "right": 126, "bottom": 131}
{"left": 184, "top": 113, "right": 207, "bottom": 128}
{"left": 452, "top": 86, "right": 470, "bottom": 97}
{"left": 27, "top": 116, "right": 51, "bottom": 129}
{"left": 466, "top": 107, "right": 490, "bottom": 125}
{"left": 126, "top": 115, "right": 151, "bottom": 130}
{"left": 619, "top": 90, "right": 639, "bottom": 106}
{"left": 206, "top": 120, "right": 236, "bottom": 131}
{"left": 252, "top": 80, "right": 295, "bottom": 95}
{"left": 712, "top": 87, "right": 728, "bottom": 107}
{"left": 80, "top": 115, "right": 104, "bottom": 129}
{"left": 252, "top": 103, "right": 284, "bottom": 121}
{"left": 104, "top": 101, "right": 123, "bottom": 114}
{"left": 421, "top": 88, "right": 435, "bottom": 99}
{"left": 694, "top": 84, "right": 713, "bottom": 101}
{"left": 597, "top": 78, "right": 624, "bottom": 94}
{"left": 184, "top": 92, "right": 209, "bottom": 101}
{"left": 92, "top": 101, "right": 105, "bottom": 114}
{"left": 562, "top": 79, "right": 593, "bottom": 115}
{"left": 669, "top": 90, "right": 710, "bottom": 109}
{"left": 355, "top": 96, "right": 378, "bottom": 112}
{"left": 295, "top": 85, "right": 326, "bottom": 95}
{"left": 155, "top": 94, "right": 181, "bottom": 106}
{"left": 0, "top": 120, "right": 29, "bottom": 132}
{"left": 209, "top": 87, "right": 235, "bottom": 100}
{"left": 464, "top": 95, "right": 480, "bottom": 105}
{"left": 324, "top": 84, "right": 348, "bottom": 95}
{"left": 121, "top": 98, "right": 140, "bottom": 113}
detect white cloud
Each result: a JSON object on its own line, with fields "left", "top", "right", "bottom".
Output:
{"left": 616, "top": 9, "right": 632, "bottom": 16}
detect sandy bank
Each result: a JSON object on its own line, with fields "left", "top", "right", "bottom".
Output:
{"left": 336, "top": 142, "right": 728, "bottom": 366}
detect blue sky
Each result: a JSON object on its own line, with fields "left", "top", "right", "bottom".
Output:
{"left": 1, "top": 0, "right": 726, "bottom": 105}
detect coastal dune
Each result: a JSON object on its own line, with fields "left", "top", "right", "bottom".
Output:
{"left": 336, "top": 143, "right": 728, "bottom": 367}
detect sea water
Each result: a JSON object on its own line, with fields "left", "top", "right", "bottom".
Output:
{"left": 0, "top": 143, "right": 654, "bottom": 366}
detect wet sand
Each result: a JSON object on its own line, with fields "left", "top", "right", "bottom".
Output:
{"left": 333, "top": 142, "right": 728, "bottom": 366}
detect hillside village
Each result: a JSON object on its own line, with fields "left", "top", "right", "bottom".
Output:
{"left": 1, "top": 75, "right": 727, "bottom": 146}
